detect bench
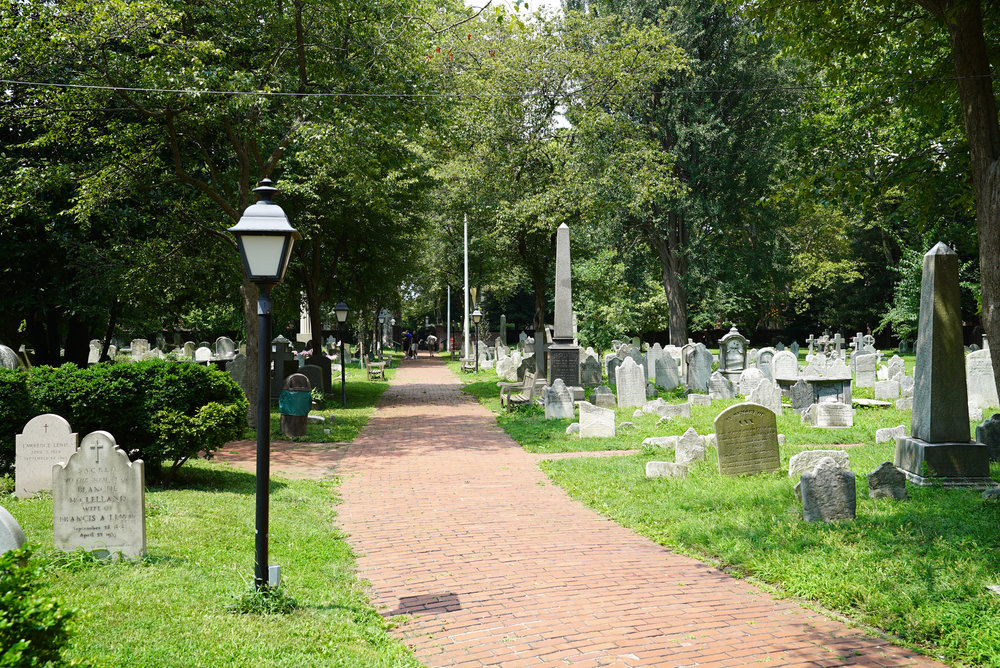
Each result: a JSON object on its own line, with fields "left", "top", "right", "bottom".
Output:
{"left": 366, "top": 361, "right": 386, "bottom": 381}
{"left": 461, "top": 358, "right": 476, "bottom": 373}
{"left": 497, "top": 371, "right": 545, "bottom": 410}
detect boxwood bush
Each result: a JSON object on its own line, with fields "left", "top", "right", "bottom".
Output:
{"left": 0, "top": 360, "right": 247, "bottom": 483}
{"left": 0, "top": 546, "right": 74, "bottom": 667}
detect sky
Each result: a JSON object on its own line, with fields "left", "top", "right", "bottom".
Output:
{"left": 465, "top": 0, "right": 563, "bottom": 17}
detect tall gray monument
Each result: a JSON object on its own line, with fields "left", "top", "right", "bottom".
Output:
{"left": 548, "top": 223, "right": 581, "bottom": 386}
{"left": 895, "top": 242, "right": 993, "bottom": 487}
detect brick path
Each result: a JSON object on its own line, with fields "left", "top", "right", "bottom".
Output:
{"left": 329, "top": 356, "right": 943, "bottom": 668}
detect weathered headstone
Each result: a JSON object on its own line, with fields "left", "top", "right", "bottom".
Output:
{"left": 801, "top": 457, "right": 856, "bottom": 523}
{"left": 226, "top": 353, "right": 248, "bottom": 397}
{"left": 214, "top": 336, "right": 236, "bottom": 360}
{"left": 876, "top": 425, "right": 907, "bottom": 444}
{"left": 708, "top": 371, "right": 735, "bottom": 400}
{"left": 615, "top": 357, "right": 647, "bottom": 408}
{"left": 182, "top": 341, "right": 196, "bottom": 359}
{"left": 578, "top": 402, "right": 615, "bottom": 438}
{"left": 52, "top": 431, "right": 146, "bottom": 559}
{"left": 788, "top": 450, "right": 850, "bottom": 479}
{"left": 654, "top": 355, "right": 679, "bottom": 391}
{"left": 580, "top": 355, "right": 602, "bottom": 387}
{"left": 194, "top": 346, "right": 213, "bottom": 362}
{"left": 738, "top": 368, "right": 766, "bottom": 396}
{"left": 812, "top": 402, "right": 853, "bottom": 428}
{"left": 867, "top": 462, "right": 908, "bottom": 500}
{"left": 790, "top": 379, "right": 814, "bottom": 414}
{"left": 88, "top": 339, "right": 102, "bottom": 364}
{"left": 15, "top": 414, "right": 78, "bottom": 499}
{"left": 676, "top": 427, "right": 706, "bottom": 466}
{"left": 714, "top": 403, "right": 780, "bottom": 476}
{"left": 900, "top": 375, "right": 915, "bottom": 397}
{"left": 756, "top": 347, "right": 775, "bottom": 381}
{"left": 645, "top": 461, "right": 688, "bottom": 479}
{"left": 591, "top": 385, "right": 616, "bottom": 409}
{"left": 895, "top": 242, "right": 993, "bottom": 487}
{"left": 299, "top": 364, "right": 323, "bottom": 395}
{"left": 642, "top": 398, "right": 691, "bottom": 419}
{"left": 966, "top": 348, "right": 1000, "bottom": 409}
{"left": 874, "top": 379, "right": 901, "bottom": 401}
{"left": 686, "top": 343, "right": 713, "bottom": 393}
{"left": 772, "top": 350, "right": 798, "bottom": 379}
{"left": 688, "top": 393, "right": 712, "bottom": 407}
{"left": 544, "top": 378, "right": 575, "bottom": 420}
{"left": 718, "top": 326, "right": 748, "bottom": 383}
{"left": 748, "top": 380, "right": 782, "bottom": 416}
{"left": 606, "top": 356, "right": 622, "bottom": 386}
{"left": 854, "top": 353, "right": 876, "bottom": 388}
{"left": 0, "top": 344, "right": 22, "bottom": 369}
{"left": 0, "top": 506, "right": 26, "bottom": 556}
{"left": 976, "top": 413, "right": 1000, "bottom": 461}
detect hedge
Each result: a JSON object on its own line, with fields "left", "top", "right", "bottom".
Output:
{"left": 0, "top": 359, "right": 248, "bottom": 483}
{"left": 0, "top": 546, "right": 74, "bottom": 667}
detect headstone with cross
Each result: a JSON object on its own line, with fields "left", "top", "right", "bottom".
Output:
{"left": 831, "top": 332, "right": 845, "bottom": 356}
{"left": 271, "top": 335, "right": 297, "bottom": 399}
{"left": 806, "top": 334, "right": 818, "bottom": 354}
{"left": 52, "top": 431, "right": 146, "bottom": 559}
{"left": 15, "top": 414, "right": 78, "bottom": 498}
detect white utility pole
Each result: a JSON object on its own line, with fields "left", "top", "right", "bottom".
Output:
{"left": 463, "top": 214, "right": 470, "bottom": 359}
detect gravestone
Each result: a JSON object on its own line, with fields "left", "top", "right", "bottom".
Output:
{"left": 887, "top": 355, "right": 905, "bottom": 381}
{"left": 966, "top": 348, "right": 999, "bottom": 409}
{"left": 130, "top": 338, "right": 149, "bottom": 361}
{"left": 52, "top": 431, "right": 146, "bottom": 559}
{"left": 686, "top": 343, "right": 713, "bottom": 393}
{"left": 544, "top": 379, "right": 575, "bottom": 420}
{"left": 895, "top": 242, "right": 993, "bottom": 487}
{"left": 718, "top": 326, "right": 748, "bottom": 383}
{"left": 867, "top": 462, "right": 908, "bottom": 500}
{"left": 271, "top": 335, "right": 297, "bottom": 399}
{"left": 854, "top": 353, "right": 876, "bottom": 388}
{"left": 748, "top": 380, "right": 782, "bottom": 416}
{"left": 580, "top": 355, "right": 602, "bottom": 387}
{"left": 183, "top": 341, "right": 196, "bottom": 358}
{"left": 279, "top": 374, "right": 312, "bottom": 437}
{"left": 497, "top": 355, "right": 519, "bottom": 382}
{"left": 800, "top": 457, "right": 856, "bottom": 523}
{"left": 676, "top": 428, "right": 706, "bottom": 466}
{"left": 654, "top": 355, "right": 680, "bottom": 391}
{"left": 790, "top": 379, "right": 814, "bottom": 414}
{"left": 0, "top": 506, "right": 26, "bottom": 556}
{"left": 874, "top": 379, "right": 900, "bottom": 401}
{"left": 606, "top": 356, "right": 622, "bottom": 386}
{"left": 646, "top": 343, "right": 664, "bottom": 382}
{"left": 976, "top": 413, "right": 1000, "bottom": 461}
{"left": 299, "top": 364, "right": 324, "bottom": 395}
{"left": 772, "top": 350, "right": 798, "bottom": 379}
{"left": 812, "top": 402, "right": 853, "bottom": 428}
{"left": 88, "top": 339, "right": 102, "bottom": 365}
{"left": 194, "top": 346, "right": 213, "bottom": 362}
{"left": 579, "top": 402, "right": 615, "bottom": 438}
{"left": 226, "top": 353, "right": 248, "bottom": 397}
{"left": 738, "top": 368, "right": 766, "bottom": 396}
{"left": 756, "top": 347, "right": 775, "bottom": 381}
{"left": 615, "top": 357, "right": 647, "bottom": 408}
{"left": 214, "top": 336, "right": 236, "bottom": 360}
{"left": 900, "top": 375, "right": 915, "bottom": 397}
{"left": 714, "top": 403, "right": 780, "bottom": 476}
{"left": 708, "top": 371, "right": 735, "bottom": 400}
{"left": 15, "top": 414, "right": 78, "bottom": 498}
{"left": 591, "top": 385, "right": 616, "bottom": 409}
{"left": 548, "top": 224, "right": 581, "bottom": 386}
{"left": 876, "top": 425, "right": 907, "bottom": 444}
{"left": 645, "top": 462, "right": 688, "bottom": 479}
{"left": 788, "top": 450, "right": 850, "bottom": 479}
{"left": 688, "top": 393, "right": 712, "bottom": 407}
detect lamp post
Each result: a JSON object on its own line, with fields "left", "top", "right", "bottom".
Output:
{"left": 335, "top": 300, "right": 350, "bottom": 408}
{"left": 472, "top": 308, "right": 483, "bottom": 373}
{"left": 378, "top": 311, "right": 387, "bottom": 357}
{"left": 390, "top": 318, "right": 396, "bottom": 352}
{"left": 228, "top": 178, "right": 301, "bottom": 591}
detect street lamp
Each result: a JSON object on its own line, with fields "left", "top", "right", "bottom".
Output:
{"left": 228, "top": 178, "right": 301, "bottom": 591}
{"left": 378, "top": 311, "right": 387, "bottom": 357}
{"left": 335, "top": 300, "right": 350, "bottom": 408}
{"left": 390, "top": 318, "right": 396, "bottom": 352}
{"left": 472, "top": 308, "right": 483, "bottom": 373}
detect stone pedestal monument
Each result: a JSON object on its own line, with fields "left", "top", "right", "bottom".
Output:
{"left": 895, "top": 242, "right": 994, "bottom": 487}
{"left": 548, "top": 223, "right": 581, "bottom": 386}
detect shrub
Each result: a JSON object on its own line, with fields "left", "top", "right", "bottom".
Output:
{"left": 0, "top": 369, "right": 32, "bottom": 473}
{"left": 0, "top": 546, "right": 74, "bottom": 667}
{"left": 0, "top": 359, "right": 247, "bottom": 482}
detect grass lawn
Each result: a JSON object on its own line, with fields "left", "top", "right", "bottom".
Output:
{"left": 451, "top": 350, "right": 1000, "bottom": 667}
{"left": 2, "top": 461, "right": 420, "bottom": 667}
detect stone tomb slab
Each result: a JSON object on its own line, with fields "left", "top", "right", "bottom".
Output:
{"left": 52, "top": 431, "right": 146, "bottom": 559}
{"left": 714, "top": 403, "right": 781, "bottom": 476}
{"left": 15, "top": 414, "right": 78, "bottom": 498}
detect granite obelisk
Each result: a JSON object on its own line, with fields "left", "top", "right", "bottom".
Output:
{"left": 548, "top": 223, "right": 581, "bottom": 386}
{"left": 895, "top": 242, "right": 993, "bottom": 487}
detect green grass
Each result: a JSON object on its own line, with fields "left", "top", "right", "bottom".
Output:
{"left": 267, "top": 359, "right": 398, "bottom": 443}
{"left": 4, "top": 460, "right": 420, "bottom": 667}
{"left": 452, "top": 349, "right": 1000, "bottom": 666}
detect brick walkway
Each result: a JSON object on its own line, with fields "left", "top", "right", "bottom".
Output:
{"left": 328, "top": 356, "right": 943, "bottom": 668}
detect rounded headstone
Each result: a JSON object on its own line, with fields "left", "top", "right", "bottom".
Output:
{"left": 0, "top": 344, "right": 21, "bottom": 370}
{"left": 0, "top": 506, "right": 26, "bottom": 556}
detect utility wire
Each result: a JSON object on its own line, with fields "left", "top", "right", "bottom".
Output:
{"left": 0, "top": 73, "right": 996, "bottom": 99}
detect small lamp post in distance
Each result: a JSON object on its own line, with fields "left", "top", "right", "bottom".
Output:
{"left": 227, "top": 178, "right": 301, "bottom": 591}
{"left": 472, "top": 308, "right": 483, "bottom": 373}
{"left": 334, "top": 300, "right": 350, "bottom": 408}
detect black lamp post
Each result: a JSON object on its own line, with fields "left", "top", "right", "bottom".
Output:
{"left": 228, "top": 178, "right": 301, "bottom": 591}
{"left": 472, "top": 308, "right": 483, "bottom": 373}
{"left": 377, "top": 311, "right": 386, "bottom": 357}
{"left": 335, "top": 300, "right": 349, "bottom": 408}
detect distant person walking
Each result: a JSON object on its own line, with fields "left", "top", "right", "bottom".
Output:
{"left": 426, "top": 334, "right": 438, "bottom": 355}
{"left": 403, "top": 330, "right": 414, "bottom": 359}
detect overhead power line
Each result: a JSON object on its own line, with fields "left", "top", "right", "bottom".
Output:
{"left": 0, "top": 74, "right": 996, "bottom": 99}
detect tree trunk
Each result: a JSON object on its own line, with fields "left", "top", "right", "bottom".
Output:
{"left": 934, "top": 0, "right": 1000, "bottom": 401}
{"left": 533, "top": 278, "right": 547, "bottom": 376}
{"left": 241, "top": 281, "right": 259, "bottom": 429}
{"left": 647, "top": 211, "right": 689, "bottom": 346}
